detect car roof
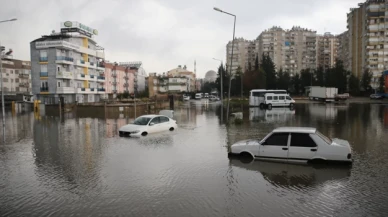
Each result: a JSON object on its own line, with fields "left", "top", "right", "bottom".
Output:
{"left": 273, "top": 127, "right": 316, "bottom": 134}
{"left": 138, "top": 115, "right": 168, "bottom": 118}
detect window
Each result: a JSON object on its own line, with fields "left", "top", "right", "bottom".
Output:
{"left": 15, "top": 70, "right": 19, "bottom": 74}
{"left": 41, "top": 65, "right": 47, "bottom": 72}
{"left": 316, "top": 131, "right": 332, "bottom": 144}
{"left": 290, "top": 133, "right": 317, "bottom": 147}
{"left": 40, "top": 50, "right": 47, "bottom": 57}
{"left": 286, "top": 96, "right": 291, "bottom": 100}
{"left": 267, "top": 96, "right": 273, "bottom": 100}
{"left": 273, "top": 96, "right": 278, "bottom": 100}
{"left": 58, "top": 67, "right": 60, "bottom": 72}
{"left": 279, "top": 96, "right": 285, "bottom": 100}
{"left": 160, "top": 116, "right": 169, "bottom": 123}
{"left": 150, "top": 117, "right": 161, "bottom": 124}
{"left": 11, "top": 70, "right": 13, "bottom": 74}
{"left": 264, "top": 133, "right": 289, "bottom": 146}
{"left": 57, "top": 82, "right": 61, "bottom": 87}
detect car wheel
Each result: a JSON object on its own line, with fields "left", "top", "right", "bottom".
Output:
{"left": 259, "top": 103, "right": 264, "bottom": 109}
{"left": 239, "top": 152, "right": 254, "bottom": 164}
{"left": 308, "top": 158, "right": 326, "bottom": 164}
{"left": 141, "top": 132, "right": 148, "bottom": 136}
{"left": 289, "top": 103, "right": 294, "bottom": 108}
{"left": 267, "top": 104, "right": 272, "bottom": 110}
{"left": 169, "top": 127, "right": 174, "bottom": 131}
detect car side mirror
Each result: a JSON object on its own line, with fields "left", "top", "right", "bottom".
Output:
{"left": 149, "top": 122, "right": 155, "bottom": 126}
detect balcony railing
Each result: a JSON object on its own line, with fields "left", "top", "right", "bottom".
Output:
{"left": 39, "top": 57, "right": 48, "bottom": 62}
{"left": 90, "top": 88, "right": 95, "bottom": 91}
{"left": 81, "top": 88, "right": 85, "bottom": 91}
{"left": 81, "top": 74, "right": 85, "bottom": 78}
{"left": 40, "top": 72, "right": 48, "bottom": 77}
{"left": 90, "top": 75, "right": 95, "bottom": 79}
{"left": 80, "top": 60, "right": 85, "bottom": 64}
{"left": 97, "top": 63, "right": 105, "bottom": 68}
{"left": 97, "top": 76, "right": 105, "bottom": 80}
{"left": 90, "top": 62, "right": 95, "bottom": 66}
{"left": 40, "top": 87, "right": 48, "bottom": 92}
{"left": 98, "top": 88, "right": 105, "bottom": 92}
{"left": 56, "top": 56, "right": 74, "bottom": 62}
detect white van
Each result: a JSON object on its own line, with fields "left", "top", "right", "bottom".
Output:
{"left": 263, "top": 93, "right": 295, "bottom": 109}
{"left": 195, "top": 93, "right": 202, "bottom": 100}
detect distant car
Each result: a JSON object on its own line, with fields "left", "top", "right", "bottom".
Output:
{"left": 370, "top": 93, "right": 385, "bottom": 99}
{"left": 195, "top": 93, "right": 202, "bottom": 100}
{"left": 262, "top": 93, "right": 295, "bottom": 109}
{"left": 229, "top": 127, "right": 352, "bottom": 164}
{"left": 119, "top": 110, "right": 177, "bottom": 137}
{"left": 209, "top": 95, "right": 220, "bottom": 101}
{"left": 183, "top": 95, "right": 190, "bottom": 101}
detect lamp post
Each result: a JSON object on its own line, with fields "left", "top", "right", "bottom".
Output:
{"left": 213, "top": 7, "right": 236, "bottom": 121}
{"left": 0, "top": 18, "right": 17, "bottom": 143}
{"left": 212, "top": 58, "right": 223, "bottom": 103}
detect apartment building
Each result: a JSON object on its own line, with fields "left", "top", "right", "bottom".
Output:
{"left": 1, "top": 57, "right": 31, "bottom": 94}
{"left": 226, "top": 38, "right": 257, "bottom": 74}
{"left": 257, "top": 26, "right": 317, "bottom": 74}
{"left": 167, "top": 65, "right": 196, "bottom": 92}
{"left": 30, "top": 21, "right": 105, "bottom": 103}
{"left": 119, "top": 62, "right": 147, "bottom": 93}
{"left": 148, "top": 73, "right": 190, "bottom": 96}
{"left": 258, "top": 26, "right": 284, "bottom": 71}
{"left": 337, "top": 31, "right": 350, "bottom": 71}
{"left": 347, "top": 0, "right": 387, "bottom": 89}
{"left": 316, "top": 32, "right": 339, "bottom": 69}
{"left": 104, "top": 62, "right": 135, "bottom": 98}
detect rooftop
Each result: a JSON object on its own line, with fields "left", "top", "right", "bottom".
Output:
{"left": 273, "top": 127, "right": 317, "bottom": 134}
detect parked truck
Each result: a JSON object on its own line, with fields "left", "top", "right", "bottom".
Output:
{"left": 309, "top": 87, "right": 339, "bottom": 102}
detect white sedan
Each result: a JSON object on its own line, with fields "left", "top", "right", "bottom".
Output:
{"left": 119, "top": 113, "right": 177, "bottom": 137}
{"left": 229, "top": 127, "right": 352, "bottom": 164}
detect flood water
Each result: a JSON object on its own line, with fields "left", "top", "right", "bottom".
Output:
{"left": 1, "top": 101, "right": 388, "bottom": 216}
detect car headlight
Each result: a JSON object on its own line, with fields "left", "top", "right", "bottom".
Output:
{"left": 130, "top": 130, "right": 140, "bottom": 134}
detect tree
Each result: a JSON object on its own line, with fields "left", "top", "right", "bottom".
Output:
{"left": 332, "top": 60, "right": 348, "bottom": 93}
{"left": 300, "top": 69, "right": 312, "bottom": 91}
{"left": 348, "top": 74, "right": 360, "bottom": 96}
{"left": 314, "top": 66, "right": 324, "bottom": 86}
{"left": 378, "top": 74, "right": 385, "bottom": 93}
{"left": 361, "top": 70, "right": 373, "bottom": 93}
{"left": 291, "top": 73, "right": 301, "bottom": 94}
{"left": 261, "top": 54, "right": 276, "bottom": 89}
{"left": 254, "top": 55, "right": 259, "bottom": 71}
{"left": 277, "top": 69, "right": 290, "bottom": 91}
{"left": 215, "top": 63, "right": 229, "bottom": 97}
{"left": 202, "top": 82, "right": 217, "bottom": 93}
{"left": 231, "top": 66, "right": 242, "bottom": 96}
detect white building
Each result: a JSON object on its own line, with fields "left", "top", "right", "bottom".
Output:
{"left": 30, "top": 21, "right": 105, "bottom": 104}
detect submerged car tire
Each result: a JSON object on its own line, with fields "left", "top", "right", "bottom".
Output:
{"left": 169, "top": 127, "right": 175, "bottom": 131}
{"left": 141, "top": 132, "right": 148, "bottom": 137}
{"left": 240, "top": 152, "right": 254, "bottom": 164}
{"left": 289, "top": 103, "right": 294, "bottom": 108}
{"left": 259, "top": 103, "right": 264, "bottom": 109}
{"left": 267, "top": 104, "right": 272, "bottom": 110}
{"left": 308, "top": 158, "right": 327, "bottom": 165}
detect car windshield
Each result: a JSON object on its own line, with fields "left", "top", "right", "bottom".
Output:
{"left": 316, "top": 131, "right": 332, "bottom": 144}
{"left": 132, "top": 117, "right": 152, "bottom": 125}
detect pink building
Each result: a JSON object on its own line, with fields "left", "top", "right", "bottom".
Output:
{"left": 104, "top": 62, "right": 135, "bottom": 98}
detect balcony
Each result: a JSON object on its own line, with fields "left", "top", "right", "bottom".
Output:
{"left": 96, "top": 63, "right": 105, "bottom": 71}
{"left": 112, "top": 82, "right": 118, "bottom": 85}
{"left": 19, "top": 74, "right": 30, "bottom": 78}
{"left": 76, "top": 73, "right": 87, "bottom": 80}
{"left": 40, "top": 87, "right": 49, "bottom": 92}
{"left": 56, "top": 56, "right": 74, "bottom": 64}
{"left": 40, "top": 72, "right": 48, "bottom": 77}
{"left": 90, "top": 62, "right": 95, "bottom": 66}
{"left": 39, "top": 57, "right": 48, "bottom": 62}
{"left": 75, "top": 88, "right": 97, "bottom": 94}
{"left": 57, "top": 71, "right": 73, "bottom": 79}
{"left": 112, "top": 74, "right": 117, "bottom": 77}
{"left": 97, "top": 76, "right": 105, "bottom": 82}
{"left": 19, "top": 83, "right": 29, "bottom": 88}
{"left": 57, "top": 87, "right": 75, "bottom": 94}
{"left": 97, "top": 88, "right": 105, "bottom": 92}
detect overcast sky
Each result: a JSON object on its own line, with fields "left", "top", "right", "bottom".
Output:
{"left": 1, "top": 0, "right": 360, "bottom": 78}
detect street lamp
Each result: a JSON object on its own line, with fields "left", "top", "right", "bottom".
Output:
{"left": 0, "top": 18, "right": 17, "bottom": 142}
{"left": 212, "top": 58, "right": 223, "bottom": 103}
{"left": 213, "top": 7, "right": 236, "bottom": 121}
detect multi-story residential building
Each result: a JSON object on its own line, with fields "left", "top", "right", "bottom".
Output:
{"left": 30, "top": 21, "right": 105, "bottom": 103}
{"left": 347, "top": 0, "right": 387, "bottom": 89}
{"left": 148, "top": 73, "right": 190, "bottom": 96}
{"left": 167, "top": 65, "right": 196, "bottom": 92}
{"left": 1, "top": 57, "right": 31, "bottom": 94}
{"left": 316, "top": 32, "right": 339, "bottom": 69}
{"left": 337, "top": 31, "right": 350, "bottom": 71}
{"left": 258, "top": 26, "right": 285, "bottom": 72}
{"left": 119, "top": 62, "right": 147, "bottom": 94}
{"left": 257, "top": 26, "right": 317, "bottom": 74}
{"left": 226, "top": 38, "right": 257, "bottom": 74}
{"left": 104, "top": 62, "right": 135, "bottom": 98}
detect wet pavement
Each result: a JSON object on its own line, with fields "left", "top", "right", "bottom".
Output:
{"left": 1, "top": 101, "right": 388, "bottom": 216}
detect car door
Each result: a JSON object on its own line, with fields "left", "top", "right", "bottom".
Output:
{"left": 148, "top": 117, "right": 162, "bottom": 133}
{"left": 288, "top": 133, "right": 317, "bottom": 161}
{"left": 272, "top": 95, "right": 279, "bottom": 106}
{"left": 259, "top": 133, "right": 290, "bottom": 161}
{"left": 279, "top": 95, "right": 286, "bottom": 106}
{"left": 159, "top": 116, "right": 171, "bottom": 131}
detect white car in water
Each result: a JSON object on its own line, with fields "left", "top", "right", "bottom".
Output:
{"left": 229, "top": 127, "right": 352, "bottom": 164}
{"left": 119, "top": 110, "right": 177, "bottom": 137}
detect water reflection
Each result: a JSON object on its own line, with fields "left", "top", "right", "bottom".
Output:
{"left": 249, "top": 107, "right": 295, "bottom": 122}
{"left": 229, "top": 158, "right": 351, "bottom": 188}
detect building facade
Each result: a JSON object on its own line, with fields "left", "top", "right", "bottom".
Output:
{"left": 226, "top": 38, "right": 257, "bottom": 74}
{"left": 316, "top": 32, "right": 339, "bottom": 69}
{"left": 148, "top": 73, "right": 190, "bottom": 96}
{"left": 167, "top": 65, "right": 196, "bottom": 92}
{"left": 258, "top": 26, "right": 284, "bottom": 72}
{"left": 119, "top": 62, "right": 147, "bottom": 94}
{"left": 1, "top": 58, "right": 31, "bottom": 94}
{"left": 337, "top": 31, "right": 350, "bottom": 71}
{"left": 30, "top": 21, "right": 105, "bottom": 104}
{"left": 104, "top": 62, "right": 135, "bottom": 97}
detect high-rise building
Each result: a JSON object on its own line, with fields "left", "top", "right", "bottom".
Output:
{"left": 316, "top": 32, "right": 339, "bottom": 69}
{"left": 0, "top": 57, "right": 31, "bottom": 94}
{"left": 337, "top": 31, "right": 350, "bottom": 71}
{"left": 347, "top": 0, "right": 387, "bottom": 89}
{"left": 30, "top": 21, "right": 105, "bottom": 104}
{"left": 226, "top": 38, "right": 257, "bottom": 74}
{"left": 258, "top": 26, "right": 317, "bottom": 74}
